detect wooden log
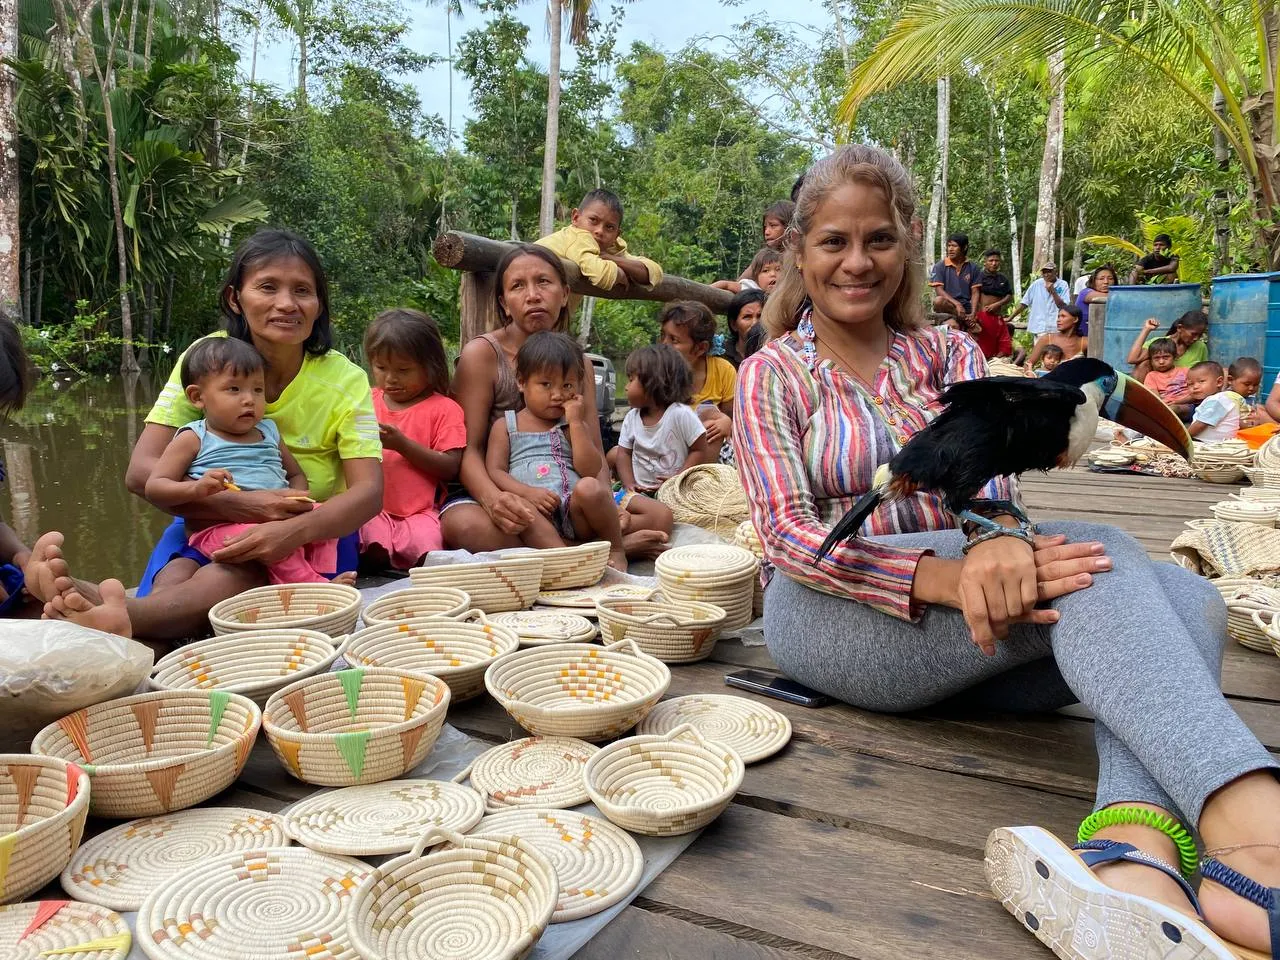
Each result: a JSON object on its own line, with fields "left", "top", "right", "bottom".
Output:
{"left": 433, "top": 231, "right": 733, "bottom": 314}
{"left": 458, "top": 269, "right": 498, "bottom": 345}
{"left": 1087, "top": 299, "right": 1106, "bottom": 361}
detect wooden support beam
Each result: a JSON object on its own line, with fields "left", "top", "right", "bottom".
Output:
{"left": 433, "top": 231, "right": 733, "bottom": 315}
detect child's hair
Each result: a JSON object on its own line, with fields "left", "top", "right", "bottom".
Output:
{"left": 1230, "top": 356, "right": 1263, "bottom": 379}
{"left": 1148, "top": 336, "right": 1177, "bottom": 357}
{"left": 1189, "top": 360, "right": 1224, "bottom": 380}
{"left": 579, "top": 188, "right": 623, "bottom": 223}
{"left": 660, "top": 300, "right": 718, "bottom": 349}
{"left": 1167, "top": 309, "right": 1208, "bottom": 337}
{"left": 746, "top": 247, "right": 783, "bottom": 283}
{"left": 763, "top": 200, "right": 795, "bottom": 228}
{"left": 221, "top": 229, "right": 332, "bottom": 356}
{"left": 726, "top": 288, "right": 768, "bottom": 359}
{"left": 626, "top": 344, "right": 692, "bottom": 409}
{"left": 516, "top": 331, "right": 585, "bottom": 382}
{"left": 789, "top": 173, "right": 806, "bottom": 202}
{"left": 0, "top": 312, "right": 32, "bottom": 416}
{"left": 180, "top": 336, "right": 265, "bottom": 388}
{"left": 1041, "top": 344, "right": 1065, "bottom": 361}
{"left": 363, "top": 308, "right": 451, "bottom": 398}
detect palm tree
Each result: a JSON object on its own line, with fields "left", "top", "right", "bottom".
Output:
{"left": 539, "top": 0, "right": 593, "bottom": 238}
{"left": 840, "top": 0, "right": 1280, "bottom": 266}
{"left": 264, "top": 0, "right": 315, "bottom": 107}
{"left": 427, "top": 0, "right": 470, "bottom": 146}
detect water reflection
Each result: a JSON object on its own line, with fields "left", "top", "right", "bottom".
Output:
{"left": 0, "top": 374, "right": 173, "bottom": 584}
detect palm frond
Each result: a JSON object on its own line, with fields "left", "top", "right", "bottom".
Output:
{"left": 1083, "top": 234, "right": 1145, "bottom": 255}
{"left": 194, "top": 193, "right": 269, "bottom": 234}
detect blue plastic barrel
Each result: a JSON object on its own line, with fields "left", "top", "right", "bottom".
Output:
{"left": 1101, "top": 283, "right": 1204, "bottom": 371}
{"left": 1209, "top": 273, "right": 1277, "bottom": 377}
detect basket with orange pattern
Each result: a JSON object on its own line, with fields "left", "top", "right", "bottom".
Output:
{"left": 208, "top": 582, "right": 362, "bottom": 636}
{"left": 0, "top": 755, "right": 90, "bottom": 904}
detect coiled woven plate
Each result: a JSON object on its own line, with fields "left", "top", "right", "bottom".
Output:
{"left": 457, "top": 736, "right": 600, "bottom": 811}
{"left": 0, "top": 900, "right": 131, "bottom": 959}
{"left": 61, "top": 807, "right": 289, "bottom": 911}
{"left": 137, "top": 847, "right": 369, "bottom": 960}
{"left": 636, "top": 694, "right": 792, "bottom": 764}
{"left": 536, "top": 584, "right": 654, "bottom": 609}
{"left": 488, "top": 611, "right": 597, "bottom": 646}
{"left": 471, "top": 808, "right": 644, "bottom": 922}
{"left": 283, "top": 780, "right": 486, "bottom": 856}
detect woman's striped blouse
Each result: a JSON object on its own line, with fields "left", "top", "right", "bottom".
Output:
{"left": 733, "top": 311, "right": 1016, "bottom": 621}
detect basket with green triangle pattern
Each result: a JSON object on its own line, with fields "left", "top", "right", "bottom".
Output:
{"left": 262, "top": 667, "right": 450, "bottom": 787}
{"left": 31, "top": 690, "right": 260, "bottom": 819}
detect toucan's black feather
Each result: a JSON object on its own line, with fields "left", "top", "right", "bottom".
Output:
{"left": 817, "top": 487, "right": 883, "bottom": 560}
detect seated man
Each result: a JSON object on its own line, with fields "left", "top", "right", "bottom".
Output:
{"left": 929, "top": 232, "right": 982, "bottom": 323}
{"left": 536, "top": 189, "right": 663, "bottom": 293}
{"left": 1129, "top": 233, "right": 1180, "bottom": 284}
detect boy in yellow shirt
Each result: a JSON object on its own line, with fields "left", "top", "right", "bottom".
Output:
{"left": 537, "top": 189, "right": 663, "bottom": 292}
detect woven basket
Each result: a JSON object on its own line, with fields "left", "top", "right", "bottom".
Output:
{"left": 284, "top": 779, "right": 485, "bottom": 856}
{"left": 0, "top": 900, "right": 131, "bottom": 959}
{"left": 595, "top": 596, "right": 727, "bottom": 663}
{"left": 1251, "top": 608, "right": 1280, "bottom": 660}
{"left": 584, "top": 723, "right": 744, "bottom": 836}
{"left": 361, "top": 586, "right": 471, "bottom": 626}
{"left": 655, "top": 464, "right": 749, "bottom": 539}
{"left": 1213, "top": 500, "right": 1279, "bottom": 526}
{"left": 484, "top": 638, "right": 671, "bottom": 742}
{"left": 31, "top": 690, "right": 260, "bottom": 819}
{"left": 656, "top": 544, "right": 760, "bottom": 629}
{"left": 1228, "top": 584, "right": 1280, "bottom": 652}
{"left": 1194, "top": 463, "right": 1247, "bottom": 484}
{"left": 348, "top": 826, "right": 557, "bottom": 960}
{"left": 489, "top": 611, "right": 597, "bottom": 646}
{"left": 455, "top": 736, "right": 600, "bottom": 811}
{"left": 137, "top": 847, "right": 368, "bottom": 960}
{"left": 536, "top": 583, "right": 655, "bottom": 610}
{"left": 0, "top": 755, "right": 89, "bottom": 904}
{"left": 1259, "top": 434, "right": 1280, "bottom": 471}
{"left": 636, "top": 694, "right": 792, "bottom": 764}
{"left": 1170, "top": 520, "right": 1280, "bottom": 578}
{"left": 410, "top": 556, "right": 544, "bottom": 613}
{"left": 148, "top": 629, "right": 345, "bottom": 706}
{"left": 1239, "top": 484, "right": 1280, "bottom": 500}
{"left": 1243, "top": 466, "right": 1280, "bottom": 488}
{"left": 522, "top": 542, "right": 610, "bottom": 590}
{"left": 263, "top": 667, "right": 450, "bottom": 786}
{"left": 343, "top": 610, "right": 521, "bottom": 702}
{"left": 470, "top": 808, "right": 644, "bottom": 922}
{"left": 61, "top": 807, "right": 288, "bottom": 911}
{"left": 209, "top": 582, "right": 362, "bottom": 636}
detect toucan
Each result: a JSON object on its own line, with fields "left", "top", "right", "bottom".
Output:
{"left": 815, "top": 357, "right": 1194, "bottom": 560}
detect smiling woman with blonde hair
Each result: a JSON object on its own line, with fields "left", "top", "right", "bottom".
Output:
{"left": 736, "top": 143, "right": 1280, "bottom": 960}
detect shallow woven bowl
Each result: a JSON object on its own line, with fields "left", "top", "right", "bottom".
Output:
{"left": 584, "top": 723, "right": 744, "bottom": 836}
{"left": 484, "top": 639, "right": 671, "bottom": 742}
{"left": 1239, "top": 484, "right": 1280, "bottom": 500}
{"left": 209, "top": 582, "right": 363, "bottom": 636}
{"left": 531, "top": 541, "right": 610, "bottom": 590}
{"left": 596, "top": 597, "right": 727, "bottom": 663}
{"left": 489, "top": 611, "right": 598, "bottom": 646}
{"left": 1243, "top": 466, "right": 1280, "bottom": 488}
{"left": 1252, "top": 608, "right": 1280, "bottom": 660}
{"left": 1194, "top": 463, "right": 1247, "bottom": 484}
{"left": 148, "top": 629, "right": 344, "bottom": 706}
{"left": 31, "top": 690, "right": 260, "bottom": 819}
{"left": 263, "top": 666, "right": 450, "bottom": 786}
{"left": 361, "top": 586, "right": 471, "bottom": 627}
{"left": 0, "top": 755, "right": 90, "bottom": 903}
{"left": 348, "top": 826, "right": 557, "bottom": 960}
{"left": 343, "top": 611, "right": 521, "bottom": 702}
{"left": 410, "top": 556, "right": 545, "bottom": 613}
{"left": 1213, "top": 501, "right": 1279, "bottom": 527}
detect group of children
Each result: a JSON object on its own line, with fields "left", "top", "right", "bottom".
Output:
{"left": 146, "top": 189, "right": 788, "bottom": 582}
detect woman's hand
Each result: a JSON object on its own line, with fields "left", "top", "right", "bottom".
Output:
{"left": 485, "top": 492, "right": 535, "bottom": 535}
{"left": 957, "top": 536, "right": 1043, "bottom": 655}
{"left": 217, "top": 489, "right": 316, "bottom": 523}
{"left": 1032, "top": 532, "right": 1111, "bottom": 603}
{"left": 211, "top": 520, "right": 306, "bottom": 566}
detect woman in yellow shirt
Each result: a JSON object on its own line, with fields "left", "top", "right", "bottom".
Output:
{"left": 657, "top": 301, "right": 735, "bottom": 451}
{"left": 26, "top": 230, "right": 383, "bottom": 643}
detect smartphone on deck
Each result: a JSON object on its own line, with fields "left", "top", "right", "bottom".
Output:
{"left": 724, "top": 669, "right": 832, "bottom": 708}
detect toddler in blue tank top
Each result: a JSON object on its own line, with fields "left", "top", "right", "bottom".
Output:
{"left": 145, "top": 338, "right": 350, "bottom": 584}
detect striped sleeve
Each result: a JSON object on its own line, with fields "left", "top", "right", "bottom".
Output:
{"left": 941, "top": 329, "right": 1021, "bottom": 507}
{"left": 733, "top": 353, "right": 927, "bottom": 621}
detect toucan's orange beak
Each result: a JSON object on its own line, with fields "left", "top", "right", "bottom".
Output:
{"left": 1105, "top": 373, "right": 1194, "bottom": 460}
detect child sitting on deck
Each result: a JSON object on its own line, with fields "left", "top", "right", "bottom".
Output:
{"left": 1186, "top": 360, "right": 1242, "bottom": 442}
{"left": 615, "top": 344, "right": 712, "bottom": 494}
{"left": 536, "top": 189, "right": 663, "bottom": 293}
{"left": 144, "top": 337, "right": 350, "bottom": 584}
{"left": 359, "top": 309, "right": 466, "bottom": 570}
{"left": 485, "top": 332, "right": 626, "bottom": 571}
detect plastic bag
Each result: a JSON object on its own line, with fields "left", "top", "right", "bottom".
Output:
{"left": 0, "top": 620, "right": 154, "bottom": 750}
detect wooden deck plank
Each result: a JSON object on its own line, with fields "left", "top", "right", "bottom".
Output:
{"left": 570, "top": 906, "right": 807, "bottom": 960}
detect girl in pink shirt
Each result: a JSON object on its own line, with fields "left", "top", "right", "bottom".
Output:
{"left": 360, "top": 309, "right": 467, "bottom": 569}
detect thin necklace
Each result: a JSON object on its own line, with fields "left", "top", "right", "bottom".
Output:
{"left": 814, "top": 330, "right": 890, "bottom": 388}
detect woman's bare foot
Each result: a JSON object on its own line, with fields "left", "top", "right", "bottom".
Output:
{"left": 1089, "top": 814, "right": 1201, "bottom": 920}
{"left": 607, "top": 548, "right": 628, "bottom": 573}
{"left": 1200, "top": 845, "right": 1280, "bottom": 953}
{"left": 623, "top": 530, "right": 668, "bottom": 560}
{"left": 23, "top": 532, "right": 68, "bottom": 603}
{"left": 332, "top": 571, "right": 358, "bottom": 586}
{"left": 44, "top": 578, "right": 132, "bottom": 637}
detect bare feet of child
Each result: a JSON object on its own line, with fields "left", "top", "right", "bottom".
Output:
{"left": 45, "top": 577, "right": 132, "bottom": 638}
{"left": 608, "top": 547, "right": 628, "bottom": 573}
{"left": 23, "top": 531, "right": 68, "bottom": 603}
{"left": 623, "top": 530, "right": 668, "bottom": 560}
{"left": 332, "top": 571, "right": 358, "bottom": 586}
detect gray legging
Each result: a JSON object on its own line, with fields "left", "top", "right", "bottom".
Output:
{"left": 763, "top": 520, "right": 1277, "bottom": 824}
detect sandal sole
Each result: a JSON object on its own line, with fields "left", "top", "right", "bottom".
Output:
{"left": 985, "top": 826, "right": 1236, "bottom": 960}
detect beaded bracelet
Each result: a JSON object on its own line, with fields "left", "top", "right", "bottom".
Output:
{"left": 960, "top": 525, "right": 1037, "bottom": 554}
{"left": 1077, "top": 807, "right": 1199, "bottom": 879}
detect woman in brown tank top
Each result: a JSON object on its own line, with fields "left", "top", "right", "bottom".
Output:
{"left": 442, "top": 244, "right": 671, "bottom": 557}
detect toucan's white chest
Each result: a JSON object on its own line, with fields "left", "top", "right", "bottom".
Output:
{"left": 1064, "top": 382, "right": 1105, "bottom": 464}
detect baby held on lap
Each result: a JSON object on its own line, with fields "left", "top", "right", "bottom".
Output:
{"left": 144, "top": 336, "right": 353, "bottom": 585}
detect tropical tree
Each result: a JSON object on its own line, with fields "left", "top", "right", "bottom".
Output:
{"left": 840, "top": 0, "right": 1280, "bottom": 267}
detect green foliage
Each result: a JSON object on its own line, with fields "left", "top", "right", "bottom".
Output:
{"left": 20, "top": 300, "right": 152, "bottom": 375}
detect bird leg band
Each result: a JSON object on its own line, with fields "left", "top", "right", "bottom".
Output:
{"left": 958, "top": 500, "right": 1038, "bottom": 554}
